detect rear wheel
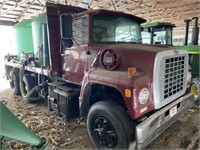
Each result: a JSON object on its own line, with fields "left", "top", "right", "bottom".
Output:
{"left": 87, "top": 101, "right": 135, "bottom": 149}
{"left": 23, "top": 74, "right": 40, "bottom": 102}
{"left": 10, "top": 71, "right": 21, "bottom": 95}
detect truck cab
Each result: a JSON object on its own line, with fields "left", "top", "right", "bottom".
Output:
{"left": 60, "top": 9, "right": 144, "bottom": 83}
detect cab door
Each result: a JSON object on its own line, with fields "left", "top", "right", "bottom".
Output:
{"left": 62, "top": 16, "right": 89, "bottom": 84}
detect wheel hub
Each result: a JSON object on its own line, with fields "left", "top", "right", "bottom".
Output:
{"left": 191, "top": 84, "right": 198, "bottom": 98}
{"left": 93, "top": 117, "right": 117, "bottom": 148}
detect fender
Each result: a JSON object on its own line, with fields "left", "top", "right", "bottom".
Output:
{"left": 80, "top": 68, "right": 132, "bottom": 117}
{"left": 80, "top": 68, "right": 154, "bottom": 119}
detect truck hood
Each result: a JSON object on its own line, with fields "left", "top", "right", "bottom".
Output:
{"left": 99, "top": 43, "right": 171, "bottom": 75}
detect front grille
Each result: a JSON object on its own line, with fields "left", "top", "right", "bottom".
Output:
{"left": 153, "top": 50, "right": 188, "bottom": 109}
{"left": 164, "top": 56, "right": 185, "bottom": 99}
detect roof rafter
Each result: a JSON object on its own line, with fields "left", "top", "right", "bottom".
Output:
{"left": 0, "top": 20, "right": 15, "bottom": 26}
{"left": 0, "top": 0, "right": 30, "bottom": 15}
{"left": 0, "top": 0, "right": 6, "bottom": 11}
{"left": 15, "top": 0, "right": 36, "bottom": 21}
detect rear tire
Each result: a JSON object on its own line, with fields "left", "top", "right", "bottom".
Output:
{"left": 23, "top": 74, "right": 40, "bottom": 102}
{"left": 10, "top": 71, "right": 21, "bottom": 95}
{"left": 87, "top": 101, "right": 135, "bottom": 149}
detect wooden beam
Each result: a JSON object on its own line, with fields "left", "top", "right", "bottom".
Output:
{"left": 129, "top": 1, "right": 199, "bottom": 23}
{"left": 15, "top": 0, "right": 36, "bottom": 21}
{"left": 0, "top": 0, "right": 6, "bottom": 11}
{"left": 91, "top": 0, "right": 111, "bottom": 8}
{"left": 69, "top": 0, "right": 82, "bottom": 6}
{"left": 0, "top": 20, "right": 15, "bottom": 26}
{"left": 156, "top": 0, "right": 200, "bottom": 9}
{"left": 115, "top": 0, "right": 155, "bottom": 11}
{"left": 0, "top": 0, "right": 30, "bottom": 15}
{"left": 20, "top": 6, "right": 46, "bottom": 21}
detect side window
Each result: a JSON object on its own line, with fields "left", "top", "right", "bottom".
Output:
{"left": 72, "top": 17, "right": 88, "bottom": 45}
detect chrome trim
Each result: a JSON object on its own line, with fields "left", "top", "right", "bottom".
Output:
{"left": 136, "top": 92, "right": 194, "bottom": 149}
{"left": 153, "top": 50, "right": 188, "bottom": 109}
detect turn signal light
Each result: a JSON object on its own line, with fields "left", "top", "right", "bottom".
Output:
{"left": 125, "top": 89, "right": 131, "bottom": 98}
{"left": 128, "top": 67, "right": 137, "bottom": 78}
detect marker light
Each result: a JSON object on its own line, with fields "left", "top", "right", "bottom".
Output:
{"left": 128, "top": 67, "right": 137, "bottom": 78}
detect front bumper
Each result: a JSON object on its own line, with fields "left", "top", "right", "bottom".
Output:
{"left": 136, "top": 92, "right": 194, "bottom": 149}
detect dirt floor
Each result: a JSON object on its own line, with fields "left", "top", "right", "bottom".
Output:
{"left": 0, "top": 88, "right": 200, "bottom": 149}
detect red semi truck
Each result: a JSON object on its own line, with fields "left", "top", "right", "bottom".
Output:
{"left": 4, "top": 3, "right": 194, "bottom": 149}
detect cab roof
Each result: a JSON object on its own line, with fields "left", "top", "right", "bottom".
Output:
{"left": 141, "top": 21, "right": 176, "bottom": 28}
{"left": 74, "top": 9, "right": 146, "bottom": 24}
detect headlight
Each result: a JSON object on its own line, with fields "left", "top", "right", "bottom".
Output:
{"left": 139, "top": 88, "right": 149, "bottom": 104}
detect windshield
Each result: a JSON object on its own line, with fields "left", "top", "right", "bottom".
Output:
{"left": 92, "top": 13, "right": 141, "bottom": 43}
{"left": 153, "top": 27, "right": 172, "bottom": 45}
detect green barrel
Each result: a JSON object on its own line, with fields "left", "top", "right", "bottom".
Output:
{"left": 13, "top": 19, "right": 34, "bottom": 59}
{"left": 42, "top": 23, "right": 49, "bottom": 67}
{"left": 32, "top": 13, "right": 47, "bottom": 64}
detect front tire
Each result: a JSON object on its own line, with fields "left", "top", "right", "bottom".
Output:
{"left": 87, "top": 101, "right": 134, "bottom": 149}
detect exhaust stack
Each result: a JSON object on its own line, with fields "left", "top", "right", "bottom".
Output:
{"left": 184, "top": 19, "right": 191, "bottom": 45}
{"left": 191, "top": 17, "right": 199, "bottom": 45}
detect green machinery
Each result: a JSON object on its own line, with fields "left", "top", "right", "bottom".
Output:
{"left": 0, "top": 100, "right": 50, "bottom": 149}
{"left": 141, "top": 17, "right": 200, "bottom": 101}
{"left": 13, "top": 19, "right": 34, "bottom": 60}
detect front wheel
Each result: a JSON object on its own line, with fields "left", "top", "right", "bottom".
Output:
{"left": 87, "top": 101, "right": 134, "bottom": 149}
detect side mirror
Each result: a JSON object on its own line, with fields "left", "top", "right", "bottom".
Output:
{"left": 60, "top": 14, "right": 73, "bottom": 48}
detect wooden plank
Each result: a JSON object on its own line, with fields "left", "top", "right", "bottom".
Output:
{"left": 91, "top": 0, "right": 111, "bottom": 8}
{"left": 111, "top": 0, "right": 143, "bottom": 10}
{"left": 128, "top": 1, "right": 200, "bottom": 16}
{"left": 69, "top": 0, "right": 83, "bottom": 6}
{"left": 15, "top": 0, "right": 36, "bottom": 21}
{"left": 181, "top": 13, "right": 200, "bottom": 21}
{"left": 0, "top": 0, "right": 30, "bottom": 15}
{"left": 156, "top": 0, "right": 200, "bottom": 9}
{"left": 0, "top": 20, "right": 15, "bottom": 26}
{"left": 21, "top": 6, "right": 45, "bottom": 20}
{"left": 137, "top": 5, "right": 200, "bottom": 22}
{"left": 177, "top": 9, "right": 200, "bottom": 16}
{"left": 0, "top": 0, "right": 6, "bottom": 11}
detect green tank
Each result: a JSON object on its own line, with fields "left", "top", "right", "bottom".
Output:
{"left": 32, "top": 13, "right": 47, "bottom": 65}
{"left": 13, "top": 19, "right": 34, "bottom": 59}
